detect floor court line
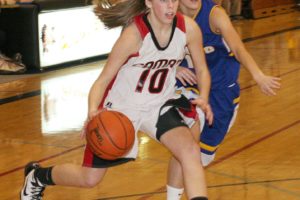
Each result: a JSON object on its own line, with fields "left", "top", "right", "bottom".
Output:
{"left": 0, "top": 144, "right": 84, "bottom": 177}
{"left": 0, "top": 90, "right": 40, "bottom": 105}
{"left": 0, "top": 139, "right": 71, "bottom": 148}
{"left": 207, "top": 170, "right": 300, "bottom": 199}
{"left": 0, "top": 66, "right": 299, "bottom": 106}
{"left": 94, "top": 177, "right": 300, "bottom": 200}
{"left": 205, "top": 176, "right": 300, "bottom": 188}
{"left": 208, "top": 119, "right": 300, "bottom": 167}
{"left": 242, "top": 26, "right": 300, "bottom": 43}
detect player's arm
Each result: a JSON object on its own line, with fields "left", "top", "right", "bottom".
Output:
{"left": 88, "top": 23, "right": 141, "bottom": 118}
{"left": 185, "top": 16, "right": 213, "bottom": 124}
{"left": 210, "top": 7, "right": 281, "bottom": 95}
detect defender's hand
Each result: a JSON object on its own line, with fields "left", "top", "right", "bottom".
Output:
{"left": 191, "top": 97, "right": 213, "bottom": 125}
{"left": 255, "top": 74, "right": 281, "bottom": 96}
{"left": 176, "top": 66, "right": 197, "bottom": 86}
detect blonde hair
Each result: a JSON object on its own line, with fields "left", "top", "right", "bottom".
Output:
{"left": 93, "top": 0, "right": 148, "bottom": 29}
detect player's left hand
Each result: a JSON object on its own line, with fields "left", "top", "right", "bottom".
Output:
{"left": 255, "top": 74, "right": 281, "bottom": 96}
{"left": 191, "top": 97, "right": 213, "bottom": 125}
{"left": 176, "top": 66, "right": 197, "bottom": 86}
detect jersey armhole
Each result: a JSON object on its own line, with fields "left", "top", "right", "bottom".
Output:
{"left": 176, "top": 12, "right": 186, "bottom": 33}
{"left": 134, "top": 14, "right": 149, "bottom": 39}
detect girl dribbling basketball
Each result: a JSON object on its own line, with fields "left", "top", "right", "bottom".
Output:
{"left": 20, "top": 1, "right": 212, "bottom": 200}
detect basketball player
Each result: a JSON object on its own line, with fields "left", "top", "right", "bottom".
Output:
{"left": 166, "top": 0, "right": 281, "bottom": 199}
{"left": 20, "top": 0, "right": 213, "bottom": 199}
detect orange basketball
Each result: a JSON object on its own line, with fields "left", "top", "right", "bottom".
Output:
{"left": 86, "top": 110, "right": 135, "bottom": 160}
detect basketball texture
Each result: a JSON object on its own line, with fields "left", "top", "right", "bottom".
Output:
{"left": 86, "top": 110, "right": 135, "bottom": 160}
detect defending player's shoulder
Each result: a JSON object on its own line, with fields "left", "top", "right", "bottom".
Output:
{"left": 210, "top": 5, "right": 232, "bottom": 34}
{"left": 210, "top": 4, "right": 228, "bottom": 17}
{"left": 184, "top": 15, "right": 201, "bottom": 33}
{"left": 183, "top": 15, "right": 202, "bottom": 44}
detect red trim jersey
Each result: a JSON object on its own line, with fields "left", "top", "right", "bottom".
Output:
{"left": 103, "top": 13, "right": 187, "bottom": 110}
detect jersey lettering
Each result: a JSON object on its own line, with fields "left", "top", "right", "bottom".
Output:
{"left": 135, "top": 68, "right": 169, "bottom": 93}
{"left": 149, "top": 69, "right": 168, "bottom": 93}
{"left": 136, "top": 69, "right": 151, "bottom": 93}
{"left": 134, "top": 59, "right": 182, "bottom": 70}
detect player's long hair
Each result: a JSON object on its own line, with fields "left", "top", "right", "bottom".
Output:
{"left": 93, "top": 0, "right": 148, "bottom": 29}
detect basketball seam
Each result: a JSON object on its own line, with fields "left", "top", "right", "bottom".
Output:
{"left": 87, "top": 126, "right": 122, "bottom": 158}
{"left": 99, "top": 112, "right": 126, "bottom": 150}
{"left": 112, "top": 112, "right": 129, "bottom": 148}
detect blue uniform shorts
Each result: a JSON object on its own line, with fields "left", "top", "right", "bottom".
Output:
{"left": 200, "top": 83, "right": 240, "bottom": 155}
{"left": 176, "top": 82, "right": 240, "bottom": 155}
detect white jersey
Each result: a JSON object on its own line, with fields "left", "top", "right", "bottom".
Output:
{"left": 103, "top": 13, "right": 187, "bottom": 111}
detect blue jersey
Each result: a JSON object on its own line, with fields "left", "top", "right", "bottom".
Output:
{"left": 176, "top": 0, "right": 241, "bottom": 156}
{"left": 177, "top": 0, "right": 240, "bottom": 90}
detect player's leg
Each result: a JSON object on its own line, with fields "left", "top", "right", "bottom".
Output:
{"left": 166, "top": 121, "right": 202, "bottom": 200}
{"left": 166, "top": 88, "right": 207, "bottom": 200}
{"left": 21, "top": 141, "right": 137, "bottom": 200}
{"left": 161, "top": 126, "right": 207, "bottom": 199}
{"left": 52, "top": 164, "right": 106, "bottom": 187}
{"left": 141, "top": 96, "right": 208, "bottom": 199}
{"left": 200, "top": 105, "right": 238, "bottom": 166}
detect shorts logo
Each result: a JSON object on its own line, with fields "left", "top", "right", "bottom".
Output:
{"left": 105, "top": 102, "right": 112, "bottom": 108}
{"left": 204, "top": 46, "right": 215, "bottom": 54}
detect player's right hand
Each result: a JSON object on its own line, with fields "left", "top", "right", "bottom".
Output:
{"left": 80, "top": 109, "right": 106, "bottom": 139}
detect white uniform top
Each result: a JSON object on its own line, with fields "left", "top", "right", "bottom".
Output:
{"left": 103, "top": 13, "right": 187, "bottom": 111}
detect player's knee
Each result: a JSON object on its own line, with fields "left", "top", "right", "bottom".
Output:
{"left": 180, "top": 141, "right": 201, "bottom": 161}
{"left": 81, "top": 171, "right": 102, "bottom": 188}
{"left": 82, "top": 176, "right": 101, "bottom": 188}
{"left": 201, "top": 152, "right": 215, "bottom": 167}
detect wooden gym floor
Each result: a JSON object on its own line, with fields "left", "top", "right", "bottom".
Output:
{"left": 0, "top": 11, "right": 300, "bottom": 200}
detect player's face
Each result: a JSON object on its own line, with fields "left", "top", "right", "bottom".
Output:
{"left": 147, "top": 0, "right": 179, "bottom": 24}
{"left": 180, "top": 0, "right": 200, "bottom": 12}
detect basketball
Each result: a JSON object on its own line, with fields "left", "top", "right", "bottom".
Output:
{"left": 86, "top": 110, "right": 135, "bottom": 160}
